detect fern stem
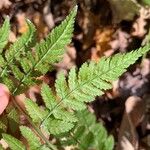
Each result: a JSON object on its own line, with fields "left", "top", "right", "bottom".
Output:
{"left": 11, "top": 96, "right": 57, "bottom": 150}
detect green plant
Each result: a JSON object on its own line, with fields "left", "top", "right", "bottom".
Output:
{"left": 0, "top": 5, "right": 149, "bottom": 150}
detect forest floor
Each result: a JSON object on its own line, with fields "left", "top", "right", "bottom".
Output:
{"left": 0, "top": 0, "right": 150, "bottom": 149}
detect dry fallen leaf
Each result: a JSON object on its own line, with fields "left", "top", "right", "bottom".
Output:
{"left": 16, "top": 13, "right": 28, "bottom": 34}
{"left": 33, "top": 12, "right": 49, "bottom": 39}
{"left": 109, "top": 29, "right": 131, "bottom": 52}
{"left": 0, "top": 0, "right": 11, "bottom": 10}
{"left": 117, "top": 96, "right": 145, "bottom": 150}
{"left": 132, "top": 7, "right": 150, "bottom": 37}
{"left": 9, "top": 31, "right": 17, "bottom": 43}
{"left": 92, "top": 27, "right": 114, "bottom": 61}
{"left": 43, "top": 0, "right": 55, "bottom": 30}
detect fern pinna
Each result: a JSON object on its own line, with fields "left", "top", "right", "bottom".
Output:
{"left": 0, "top": 4, "right": 150, "bottom": 150}
{"left": 0, "top": 6, "right": 77, "bottom": 95}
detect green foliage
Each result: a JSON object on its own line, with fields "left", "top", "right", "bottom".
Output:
{"left": 56, "top": 44, "right": 150, "bottom": 109}
{"left": 141, "top": 0, "right": 150, "bottom": 6}
{"left": 59, "top": 110, "right": 114, "bottom": 150}
{"left": 2, "top": 111, "right": 114, "bottom": 150}
{"left": 25, "top": 84, "right": 77, "bottom": 135}
{"left": 0, "top": 107, "right": 19, "bottom": 138}
{"left": 2, "top": 134, "right": 26, "bottom": 150}
{"left": 0, "top": 4, "right": 150, "bottom": 150}
{"left": 0, "top": 17, "right": 10, "bottom": 51}
{"left": 0, "top": 6, "right": 77, "bottom": 95}
{"left": 25, "top": 44, "right": 150, "bottom": 136}
{"left": 2, "top": 126, "right": 50, "bottom": 150}
{"left": 20, "top": 126, "right": 42, "bottom": 150}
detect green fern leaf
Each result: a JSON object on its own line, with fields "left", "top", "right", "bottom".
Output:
{"left": 20, "top": 126, "right": 41, "bottom": 150}
{"left": 55, "top": 44, "right": 150, "bottom": 110}
{"left": 11, "top": 6, "right": 77, "bottom": 95}
{"left": 0, "top": 19, "right": 36, "bottom": 82}
{"left": 32, "top": 44, "right": 150, "bottom": 135}
{"left": 41, "top": 83, "right": 57, "bottom": 110}
{"left": 5, "top": 20, "right": 36, "bottom": 62}
{"left": 25, "top": 99, "right": 47, "bottom": 123}
{"left": 41, "top": 83, "right": 77, "bottom": 122}
{"left": 2, "top": 134, "right": 25, "bottom": 150}
{"left": 104, "top": 135, "right": 114, "bottom": 150}
{"left": 25, "top": 84, "right": 77, "bottom": 135}
{"left": 38, "top": 145, "right": 51, "bottom": 150}
{"left": 0, "top": 17, "right": 10, "bottom": 52}
{"left": 44, "top": 118, "right": 74, "bottom": 135}
{"left": 60, "top": 110, "right": 114, "bottom": 150}
{"left": 34, "top": 5, "right": 77, "bottom": 74}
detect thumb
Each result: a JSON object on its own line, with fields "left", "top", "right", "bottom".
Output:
{"left": 0, "top": 84, "right": 10, "bottom": 115}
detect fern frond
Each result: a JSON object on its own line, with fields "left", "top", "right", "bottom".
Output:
{"left": 25, "top": 45, "right": 150, "bottom": 136}
{"left": 2, "top": 134, "right": 25, "bottom": 150}
{"left": 3, "top": 127, "right": 52, "bottom": 150}
{"left": 0, "top": 20, "right": 36, "bottom": 93}
{"left": 25, "top": 83, "right": 77, "bottom": 135}
{"left": 0, "top": 20, "right": 36, "bottom": 77}
{"left": 25, "top": 98, "right": 47, "bottom": 123}
{"left": 0, "top": 6, "right": 77, "bottom": 95}
{"left": 55, "top": 44, "right": 150, "bottom": 110}
{"left": 0, "top": 108, "right": 19, "bottom": 138}
{"left": 34, "top": 5, "right": 77, "bottom": 74}
{"left": 20, "top": 126, "right": 41, "bottom": 150}
{"left": 12, "top": 6, "right": 77, "bottom": 95}
{"left": 0, "top": 17, "right": 10, "bottom": 52}
{"left": 7, "top": 108, "right": 19, "bottom": 134}
{"left": 59, "top": 110, "right": 114, "bottom": 150}
{"left": 5, "top": 20, "right": 36, "bottom": 63}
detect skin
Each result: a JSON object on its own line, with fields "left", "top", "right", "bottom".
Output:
{"left": 0, "top": 84, "right": 10, "bottom": 115}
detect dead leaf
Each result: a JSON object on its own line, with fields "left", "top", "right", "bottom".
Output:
{"left": 0, "top": 0, "right": 11, "bottom": 10}
{"left": 33, "top": 12, "right": 49, "bottom": 39}
{"left": 117, "top": 96, "right": 145, "bottom": 150}
{"left": 132, "top": 7, "right": 150, "bottom": 37}
{"left": 78, "top": 3, "right": 100, "bottom": 50}
{"left": 110, "top": 29, "right": 131, "bottom": 52}
{"left": 16, "top": 13, "right": 28, "bottom": 34}
{"left": 119, "top": 58, "right": 150, "bottom": 98}
{"left": 9, "top": 31, "right": 17, "bottom": 43}
{"left": 0, "top": 139, "right": 8, "bottom": 149}
{"left": 43, "top": 0, "right": 55, "bottom": 30}
{"left": 92, "top": 27, "right": 114, "bottom": 61}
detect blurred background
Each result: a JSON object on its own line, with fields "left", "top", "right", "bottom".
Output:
{"left": 0, "top": 0, "right": 150, "bottom": 149}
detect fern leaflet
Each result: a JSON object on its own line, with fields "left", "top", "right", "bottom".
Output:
{"left": 2, "top": 126, "right": 52, "bottom": 150}
{"left": 2, "top": 134, "right": 26, "bottom": 150}
{"left": 59, "top": 110, "right": 114, "bottom": 150}
{"left": 0, "top": 17, "right": 10, "bottom": 52}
